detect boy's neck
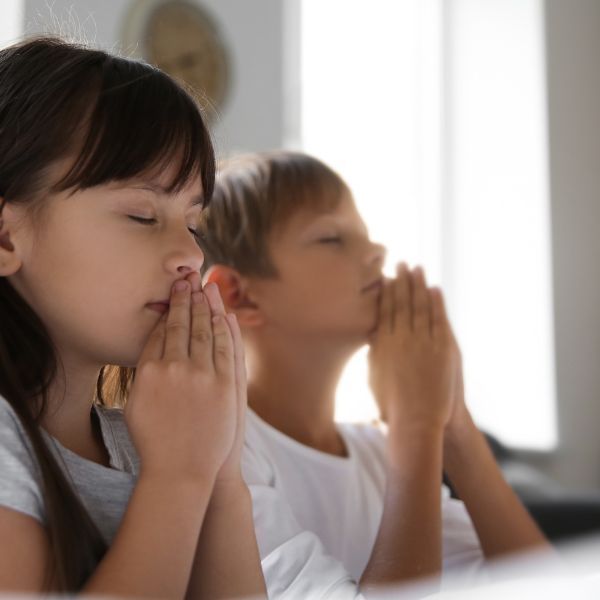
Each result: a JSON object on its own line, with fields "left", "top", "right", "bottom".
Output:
{"left": 247, "top": 336, "right": 358, "bottom": 457}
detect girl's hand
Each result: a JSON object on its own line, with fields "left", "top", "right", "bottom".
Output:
{"left": 202, "top": 283, "right": 248, "bottom": 487}
{"left": 187, "top": 274, "right": 247, "bottom": 487}
{"left": 125, "top": 274, "right": 237, "bottom": 485}
{"left": 368, "top": 264, "right": 458, "bottom": 434}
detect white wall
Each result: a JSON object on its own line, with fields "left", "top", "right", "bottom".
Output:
{"left": 537, "top": 0, "right": 600, "bottom": 489}
{"left": 22, "top": 0, "right": 285, "bottom": 157}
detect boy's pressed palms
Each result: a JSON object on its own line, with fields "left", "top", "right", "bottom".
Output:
{"left": 368, "top": 264, "right": 457, "bottom": 433}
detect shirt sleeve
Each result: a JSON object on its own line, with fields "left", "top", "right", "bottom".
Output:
{"left": 0, "top": 396, "right": 45, "bottom": 523}
{"left": 242, "top": 442, "right": 365, "bottom": 599}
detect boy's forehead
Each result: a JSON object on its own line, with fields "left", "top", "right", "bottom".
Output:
{"left": 271, "top": 194, "right": 360, "bottom": 240}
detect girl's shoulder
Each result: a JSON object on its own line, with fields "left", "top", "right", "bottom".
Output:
{"left": 0, "top": 394, "right": 45, "bottom": 523}
{"left": 0, "top": 394, "right": 35, "bottom": 453}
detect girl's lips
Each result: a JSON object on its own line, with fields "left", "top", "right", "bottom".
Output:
{"left": 146, "top": 302, "right": 170, "bottom": 314}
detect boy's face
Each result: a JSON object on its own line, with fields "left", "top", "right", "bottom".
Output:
{"left": 250, "top": 190, "right": 385, "bottom": 344}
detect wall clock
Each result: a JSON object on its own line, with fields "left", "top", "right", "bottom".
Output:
{"left": 121, "top": 0, "right": 230, "bottom": 115}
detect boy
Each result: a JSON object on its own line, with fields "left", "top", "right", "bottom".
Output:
{"left": 198, "top": 151, "right": 549, "bottom": 598}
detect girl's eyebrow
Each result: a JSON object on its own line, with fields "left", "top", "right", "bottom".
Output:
{"left": 127, "top": 182, "right": 204, "bottom": 207}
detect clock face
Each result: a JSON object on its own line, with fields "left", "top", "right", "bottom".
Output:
{"left": 122, "top": 0, "right": 230, "bottom": 116}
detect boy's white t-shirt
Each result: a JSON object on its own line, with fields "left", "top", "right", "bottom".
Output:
{"left": 242, "top": 408, "right": 485, "bottom": 599}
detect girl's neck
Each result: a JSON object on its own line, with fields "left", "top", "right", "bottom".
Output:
{"left": 246, "top": 334, "right": 359, "bottom": 457}
{"left": 41, "top": 354, "right": 110, "bottom": 467}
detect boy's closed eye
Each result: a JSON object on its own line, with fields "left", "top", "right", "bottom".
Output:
{"left": 317, "top": 235, "right": 342, "bottom": 244}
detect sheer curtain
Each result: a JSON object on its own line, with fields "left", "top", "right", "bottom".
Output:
{"left": 298, "top": 0, "right": 556, "bottom": 449}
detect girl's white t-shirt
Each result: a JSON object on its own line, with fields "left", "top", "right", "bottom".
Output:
{"left": 242, "top": 408, "right": 485, "bottom": 599}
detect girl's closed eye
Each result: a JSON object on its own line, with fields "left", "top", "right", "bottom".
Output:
{"left": 128, "top": 215, "right": 157, "bottom": 225}
{"left": 128, "top": 214, "right": 203, "bottom": 241}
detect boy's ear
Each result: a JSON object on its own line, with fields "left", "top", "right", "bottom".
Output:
{"left": 0, "top": 200, "right": 22, "bottom": 277}
{"left": 204, "top": 264, "right": 265, "bottom": 328}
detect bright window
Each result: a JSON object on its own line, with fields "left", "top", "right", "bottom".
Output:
{"left": 0, "top": 1, "right": 24, "bottom": 48}
{"left": 299, "top": 0, "right": 556, "bottom": 449}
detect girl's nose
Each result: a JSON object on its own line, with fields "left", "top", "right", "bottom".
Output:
{"left": 164, "top": 231, "right": 205, "bottom": 276}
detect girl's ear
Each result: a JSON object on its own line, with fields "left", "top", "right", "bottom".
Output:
{"left": 204, "top": 265, "right": 265, "bottom": 328}
{"left": 0, "top": 200, "right": 22, "bottom": 277}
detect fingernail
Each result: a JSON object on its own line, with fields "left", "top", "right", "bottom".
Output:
{"left": 174, "top": 280, "right": 189, "bottom": 292}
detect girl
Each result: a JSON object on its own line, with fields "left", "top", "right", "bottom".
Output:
{"left": 0, "top": 37, "right": 265, "bottom": 597}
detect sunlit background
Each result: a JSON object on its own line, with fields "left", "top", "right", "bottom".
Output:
{"left": 299, "top": 0, "right": 556, "bottom": 450}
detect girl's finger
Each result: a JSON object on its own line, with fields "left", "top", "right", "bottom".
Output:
{"left": 137, "top": 312, "right": 167, "bottom": 364}
{"left": 226, "top": 313, "right": 247, "bottom": 412}
{"left": 190, "top": 291, "right": 214, "bottom": 369}
{"left": 211, "top": 314, "right": 235, "bottom": 377}
{"left": 411, "top": 266, "right": 431, "bottom": 333}
{"left": 203, "top": 281, "right": 227, "bottom": 317}
{"left": 163, "top": 280, "right": 192, "bottom": 360}
{"left": 186, "top": 271, "right": 202, "bottom": 293}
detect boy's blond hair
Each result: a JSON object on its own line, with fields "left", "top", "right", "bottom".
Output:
{"left": 198, "top": 151, "right": 348, "bottom": 277}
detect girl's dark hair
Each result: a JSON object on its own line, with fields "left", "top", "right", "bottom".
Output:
{"left": 0, "top": 37, "right": 215, "bottom": 591}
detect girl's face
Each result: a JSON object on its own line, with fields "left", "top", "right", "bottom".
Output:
{"left": 7, "top": 172, "right": 205, "bottom": 368}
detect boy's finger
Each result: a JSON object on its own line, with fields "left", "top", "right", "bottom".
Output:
{"left": 377, "top": 278, "right": 394, "bottom": 334}
{"left": 411, "top": 267, "right": 430, "bottom": 332}
{"left": 138, "top": 313, "right": 167, "bottom": 364}
{"left": 212, "top": 314, "right": 235, "bottom": 377}
{"left": 163, "top": 280, "right": 192, "bottom": 360}
{"left": 393, "top": 263, "right": 411, "bottom": 330}
{"left": 190, "top": 291, "right": 214, "bottom": 369}
{"left": 430, "top": 287, "right": 450, "bottom": 340}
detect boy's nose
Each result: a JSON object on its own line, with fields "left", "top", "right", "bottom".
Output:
{"left": 367, "top": 242, "right": 386, "bottom": 269}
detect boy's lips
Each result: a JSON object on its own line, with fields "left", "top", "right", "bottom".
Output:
{"left": 361, "top": 278, "right": 383, "bottom": 293}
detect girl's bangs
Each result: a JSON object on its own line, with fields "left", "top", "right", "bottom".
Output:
{"left": 55, "top": 58, "right": 214, "bottom": 205}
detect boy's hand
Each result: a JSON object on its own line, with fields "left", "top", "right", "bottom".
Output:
{"left": 368, "top": 264, "right": 457, "bottom": 434}
{"left": 444, "top": 335, "right": 478, "bottom": 449}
